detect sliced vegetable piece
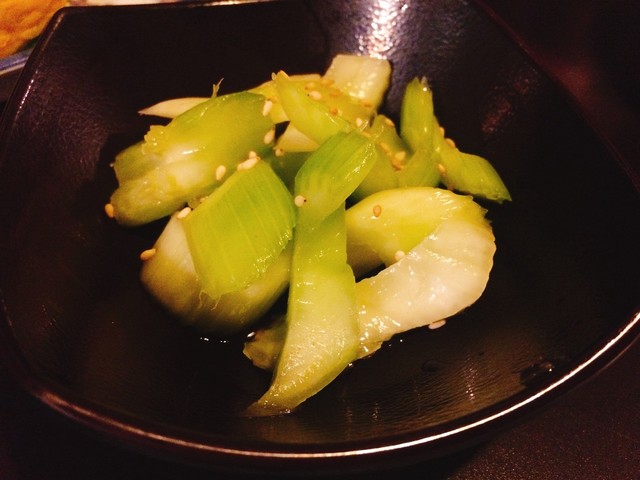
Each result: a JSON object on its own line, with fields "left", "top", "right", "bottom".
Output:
{"left": 400, "top": 77, "right": 511, "bottom": 202}
{"left": 294, "top": 130, "right": 377, "bottom": 226}
{"left": 138, "top": 97, "right": 209, "bottom": 119}
{"left": 273, "top": 71, "right": 354, "bottom": 145}
{"left": 399, "top": 77, "right": 438, "bottom": 152}
{"left": 249, "top": 73, "right": 322, "bottom": 124}
{"left": 245, "top": 206, "right": 359, "bottom": 416}
{"left": 140, "top": 213, "right": 291, "bottom": 335}
{"left": 112, "top": 141, "right": 155, "bottom": 183}
{"left": 243, "top": 315, "right": 286, "bottom": 371}
{"left": 246, "top": 128, "right": 377, "bottom": 415}
{"left": 346, "top": 187, "right": 488, "bottom": 276}
{"left": 396, "top": 146, "right": 440, "bottom": 188}
{"left": 110, "top": 91, "right": 275, "bottom": 226}
{"left": 182, "top": 160, "right": 295, "bottom": 300}
{"left": 323, "top": 54, "right": 392, "bottom": 110}
{"left": 350, "top": 115, "right": 401, "bottom": 200}
{"left": 435, "top": 135, "right": 512, "bottom": 203}
{"left": 264, "top": 149, "right": 310, "bottom": 193}
{"left": 356, "top": 212, "right": 495, "bottom": 357}
{"left": 274, "top": 124, "right": 320, "bottom": 153}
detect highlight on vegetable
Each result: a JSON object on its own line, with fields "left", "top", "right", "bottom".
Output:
{"left": 105, "top": 54, "right": 511, "bottom": 416}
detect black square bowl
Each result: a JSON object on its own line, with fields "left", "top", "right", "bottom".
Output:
{"left": 0, "top": 0, "right": 638, "bottom": 474}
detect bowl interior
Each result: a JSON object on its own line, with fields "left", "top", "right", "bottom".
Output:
{"left": 1, "top": 0, "right": 639, "bottom": 472}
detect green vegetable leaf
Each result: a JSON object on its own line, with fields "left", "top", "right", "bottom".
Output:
{"left": 183, "top": 160, "right": 295, "bottom": 299}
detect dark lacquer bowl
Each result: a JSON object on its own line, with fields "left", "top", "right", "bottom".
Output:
{"left": 1, "top": 0, "right": 639, "bottom": 474}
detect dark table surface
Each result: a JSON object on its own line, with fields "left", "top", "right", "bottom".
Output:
{"left": 1, "top": 1, "right": 639, "bottom": 479}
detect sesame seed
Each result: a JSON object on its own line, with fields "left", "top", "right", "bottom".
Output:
{"left": 391, "top": 158, "right": 404, "bottom": 171}
{"left": 446, "top": 138, "right": 456, "bottom": 148}
{"left": 215, "top": 164, "right": 227, "bottom": 181}
{"left": 140, "top": 248, "right": 157, "bottom": 261}
{"left": 263, "top": 128, "right": 275, "bottom": 144}
{"left": 373, "top": 204, "right": 382, "bottom": 217}
{"left": 321, "top": 77, "right": 334, "bottom": 86}
{"left": 394, "top": 151, "right": 407, "bottom": 161}
{"left": 104, "top": 203, "right": 115, "bottom": 218}
{"left": 294, "top": 195, "right": 307, "bottom": 207}
{"left": 262, "top": 100, "right": 273, "bottom": 116}
{"left": 237, "top": 156, "right": 260, "bottom": 171}
{"left": 355, "top": 117, "right": 364, "bottom": 127}
{"left": 308, "top": 90, "right": 322, "bottom": 100}
{"left": 437, "top": 163, "right": 446, "bottom": 175}
{"left": 379, "top": 142, "right": 391, "bottom": 153}
{"left": 177, "top": 207, "right": 192, "bottom": 219}
{"left": 394, "top": 250, "right": 405, "bottom": 262}
{"left": 274, "top": 147, "right": 285, "bottom": 157}
{"left": 384, "top": 117, "right": 395, "bottom": 127}
{"left": 304, "top": 81, "right": 316, "bottom": 90}
{"left": 439, "top": 126, "right": 445, "bottom": 136}
{"left": 248, "top": 150, "right": 258, "bottom": 159}
{"left": 428, "top": 319, "right": 447, "bottom": 330}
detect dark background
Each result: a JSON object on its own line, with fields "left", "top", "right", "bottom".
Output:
{"left": 1, "top": 1, "right": 639, "bottom": 478}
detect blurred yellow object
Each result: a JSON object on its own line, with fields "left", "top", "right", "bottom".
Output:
{"left": 0, "top": 0, "right": 68, "bottom": 58}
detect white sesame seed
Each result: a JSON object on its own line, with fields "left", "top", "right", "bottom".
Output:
{"left": 428, "top": 319, "right": 447, "bottom": 330}
{"left": 215, "top": 164, "right": 227, "bottom": 181}
{"left": 384, "top": 117, "right": 395, "bottom": 127}
{"left": 373, "top": 204, "right": 382, "bottom": 217}
{"left": 248, "top": 150, "right": 258, "bottom": 159}
{"left": 274, "top": 147, "right": 285, "bottom": 157}
{"left": 140, "top": 248, "right": 157, "bottom": 261}
{"left": 394, "top": 250, "right": 406, "bottom": 262}
{"left": 446, "top": 138, "right": 456, "bottom": 148}
{"left": 437, "top": 163, "right": 446, "bottom": 175}
{"left": 177, "top": 207, "right": 192, "bottom": 219}
{"left": 394, "top": 151, "right": 407, "bottom": 161}
{"left": 308, "top": 90, "right": 322, "bottom": 100}
{"left": 262, "top": 99, "right": 273, "bottom": 116}
{"left": 237, "top": 156, "right": 260, "bottom": 171}
{"left": 294, "top": 195, "right": 307, "bottom": 207}
{"left": 355, "top": 117, "right": 364, "bottom": 127}
{"left": 104, "top": 203, "right": 115, "bottom": 218}
{"left": 263, "top": 128, "right": 275, "bottom": 144}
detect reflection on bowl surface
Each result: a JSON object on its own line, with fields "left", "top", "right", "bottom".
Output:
{"left": 0, "top": 0, "right": 638, "bottom": 473}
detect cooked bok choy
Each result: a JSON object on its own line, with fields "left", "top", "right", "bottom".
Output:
{"left": 107, "top": 53, "right": 510, "bottom": 415}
